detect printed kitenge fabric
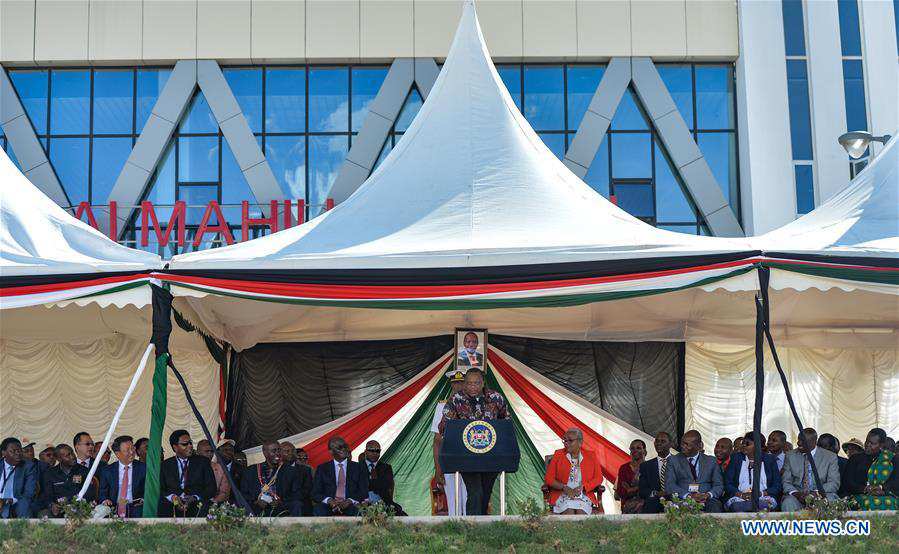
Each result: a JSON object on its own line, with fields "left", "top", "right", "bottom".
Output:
{"left": 442, "top": 388, "right": 509, "bottom": 422}
{"left": 853, "top": 451, "right": 897, "bottom": 511}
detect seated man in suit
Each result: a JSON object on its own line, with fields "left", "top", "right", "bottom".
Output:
{"left": 781, "top": 428, "right": 840, "bottom": 512}
{"left": 638, "top": 431, "right": 674, "bottom": 514}
{"left": 312, "top": 436, "right": 368, "bottom": 516}
{"left": 240, "top": 441, "right": 307, "bottom": 516}
{"left": 159, "top": 430, "right": 216, "bottom": 517}
{"left": 766, "top": 430, "right": 788, "bottom": 474}
{"left": 0, "top": 437, "right": 36, "bottom": 519}
{"left": 72, "top": 432, "right": 104, "bottom": 471}
{"left": 42, "top": 444, "right": 95, "bottom": 517}
{"left": 99, "top": 435, "right": 145, "bottom": 518}
{"left": 723, "top": 432, "right": 782, "bottom": 512}
{"left": 665, "top": 429, "right": 724, "bottom": 512}
{"left": 817, "top": 433, "right": 848, "bottom": 475}
{"left": 361, "top": 440, "right": 406, "bottom": 516}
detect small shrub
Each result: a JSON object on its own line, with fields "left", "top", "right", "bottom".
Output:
{"left": 60, "top": 498, "right": 94, "bottom": 530}
{"left": 515, "top": 496, "right": 546, "bottom": 532}
{"left": 804, "top": 494, "right": 854, "bottom": 520}
{"left": 206, "top": 502, "right": 248, "bottom": 531}
{"left": 661, "top": 494, "right": 704, "bottom": 538}
{"left": 360, "top": 501, "right": 395, "bottom": 527}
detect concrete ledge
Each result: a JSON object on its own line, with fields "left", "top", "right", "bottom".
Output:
{"left": 4, "top": 510, "right": 894, "bottom": 526}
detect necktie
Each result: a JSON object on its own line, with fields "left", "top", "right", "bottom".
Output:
{"left": 117, "top": 465, "right": 130, "bottom": 517}
{"left": 659, "top": 458, "right": 667, "bottom": 492}
{"left": 336, "top": 463, "right": 346, "bottom": 499}
{"left": 689, "top": 457, "right": 698, "bottom": 481}
{"left": 801, "top": 459, "right": 810, "bottom": 492}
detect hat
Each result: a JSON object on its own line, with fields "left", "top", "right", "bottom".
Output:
{"left": 22, "top": 442, "right": 35, "bottom": 449}
{"left": 842, "top": 438, "right": 864, "bottom": 451}
{"left": 445, "top": 368, "right": 467, "bottom": 382}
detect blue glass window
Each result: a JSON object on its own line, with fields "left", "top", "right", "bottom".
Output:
{"left": 611, "top": 88, "right": 648, "bottom": 130}
{"left": 794, "top": 165, "right": 815, "bottom": 214}
{"left": 221, "top": 140, "right": 260, "bottom": 221}
{"left": 9, "top": 71, "right": 49, "bottom": 134}
{"left": 93, "top": 70, "right": 134, "bottom": 134}
{"left": 786, "top": 60, "right": 813, "bottom": 160}
{"left": 49, "top": 137, "right": 89, "bottom": 205}
{"left": 657, "top": 65, "right": 693, "bottom": 128}
{"left": 614, "top": 184, "right": 654, "bottom": 219}
{"left": 50, "top": 70, "right": 90, "bottom": 135}
{"left": 308, "top": 135, "right": 348, "bottom": 216}
{"left": 265, "top": 68, "right": 305, "bottom": 133}
{"left": 523, "top": 65, "right": 564, "bottom": 131}
{"left": 842, "top": 60, "right": 868, "bottom": 132}
{"left": 136, "top": 69, "right": 171, "bottom": 133}
{"left": 566, "top": 65, "right": 603, "bottom": 130}
{"left": 265, "top": 135, "right": 306, "bottom": 200}
{"left": 145, "top": 143, "right": 176, "bottom": 222}
{"left": 782, "top": 0, "right": 806, "bottom": 56}
{"left": 91, "top": 137, "right": 132, "bottom": 203}
{"left": 351, "top": 67, "right": 388, "bottom": 132}
{"left": 697, "top": 132, "right": 736, "bottom": 204}
{"left": 224, "top": 68, "right": 263, "bottom": 134}
{"left": 538, "top": 133, "right": 566, "bottom": 160}
{"left": 654, "top": 142, "right": 696, "bottom": 224}
{"left": 179, "top": 92, "right": 217, "bottom": 134}
{"left": 309, "top": 68, "right": 349, "bottom": 132}
{"left": 583, "top": 136, "right": 609, "bottom": 198}
{"left": 496, "top": 65, "right": 522, "bottom": 110}
{"left": 610, "top": 133, "right": 652, "bottom": 179}
{"left": 837, "top": 0, "right": 862, "bottom": 56}
{"left": 695, "top": 66, "right": 734, "bottom": 130}
{"left": 181, "top": 185, "right": 219, "bottom": 225}
{"left": 178, "top": 136, "right": 219, "bottom": 182}
{"left": 393, "top": 88, "right": 423, "bottom": 133}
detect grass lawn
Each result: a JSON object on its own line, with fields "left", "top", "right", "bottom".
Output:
{"left": 1, "top": 515, "right": 897, "bottom": 553}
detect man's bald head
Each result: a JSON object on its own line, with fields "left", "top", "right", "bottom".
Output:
{"left": 680, "top": 430, "right": 703, "bottom": 457}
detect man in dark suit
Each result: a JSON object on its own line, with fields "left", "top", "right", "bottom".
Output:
{"left": 241, "top": 441, "right": 308, "bottom": 516}
{"left": 312, "top": 436, "right": 368, "bottom": 516}
{"left": 361, "top": 440, "right": 406, "bottom": 515}
{"left": 638, "top": 431, "right": 674, "bottom": 514}
{"left": 42, "top": 444, "right": 96, "bottom": 517}
{"left": 456, "top": 332, "right": 484, "bottom": 369}
{"left": 72, "top": 432, "right": 105, "bottom": 471}
{"left": 216, "top": 440, "right": 243, "bottom": 503}
{"left": 99, "top": 435, "right": 146, "bottom": 518}
{"left": 0, "top": 437, "right": 36, "bottom": 519}
{"left": 158, "top": 430, "right": 216, "bottom": 517}
{"left": 665, "top": 430, "right": 724, "bottom": 512}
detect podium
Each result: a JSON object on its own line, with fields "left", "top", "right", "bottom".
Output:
{"left": 439, "top": 419, "right": 520, "bottom": 515}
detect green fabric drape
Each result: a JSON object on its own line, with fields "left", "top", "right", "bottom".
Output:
{"left": 381, "top": 366, "right": 546, "bottom": 515}
{"left": 142, "top": 352, "right": 168, "bottom": 518}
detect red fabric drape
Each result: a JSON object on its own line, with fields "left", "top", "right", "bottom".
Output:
{"left": 301, "top": 354, "right": 452, "bottom": 467}
{"left": 488, "top": 348, "right": 629, "bottom": 482}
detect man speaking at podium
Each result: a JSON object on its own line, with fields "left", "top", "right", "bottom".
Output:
{"left": 440, "top": 368, "right": 510, "bottom": 515}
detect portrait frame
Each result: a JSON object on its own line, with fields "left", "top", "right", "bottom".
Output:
{"left": 455, "top": 328, "right": 487, "bottom": 371}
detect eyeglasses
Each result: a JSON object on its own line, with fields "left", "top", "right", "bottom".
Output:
{"left": 366, "top": 449, "right": 381, "bottom": 453}
{"left": 562, "top": 438, "right": 580, "bottom": 444}
{"left": 177, "top": 441, "right": 193, "bottom": 446}
{"left": 80, "top": 441, "right": 94, "bottom": 446}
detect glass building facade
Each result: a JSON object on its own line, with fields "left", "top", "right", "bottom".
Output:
{"left": 782, "top": 0, "right": 815, "bottom": 215}
{"left": 6, "top": 62, "right": 738, "bottom": 255}
{"left": 837, "top": 0, "right": 870, "bottom": 178}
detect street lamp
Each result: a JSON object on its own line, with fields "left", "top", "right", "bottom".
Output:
{"left": 838, "top": 131, "right": 892, "bottom": 159}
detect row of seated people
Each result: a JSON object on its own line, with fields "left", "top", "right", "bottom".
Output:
{"left": 0, "top": 431, "right": 402, "bottom": 519}
{"left": 613, "top": 427, "right": 899, "bottom": 513}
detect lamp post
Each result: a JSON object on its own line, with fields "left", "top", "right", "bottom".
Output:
{"left": 838, "top": 131, "right": 892, "bottom": 159}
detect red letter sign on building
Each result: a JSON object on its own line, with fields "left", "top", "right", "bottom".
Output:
{"left": 141, "top": 201, "right": 186, "bottom": 247}
{"left": 192, "top": 201, "right": 235, "bottom": 247}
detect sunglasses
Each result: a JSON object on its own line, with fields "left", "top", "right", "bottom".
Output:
{"left": 366, "top": 448, "right": 381, "bottom": 453}
{"left": 80, "top": 441, "right": 95, "bottom": 446}
{"left": 177, "top": 441, "right": 193, "bottom": 446}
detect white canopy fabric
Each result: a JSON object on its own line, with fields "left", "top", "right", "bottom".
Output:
{"left": 168, "top": 2, "right": 750, "bottom": 272}
{"left": 754, "top": 138, "right": 898, "bottom": 260}
{"left": 0, "top": 150, "right": 160, "bottom": 309}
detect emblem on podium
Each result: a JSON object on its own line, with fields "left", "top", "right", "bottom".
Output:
{"left": 463, "top": 420, "right": 497, "bottom": 454}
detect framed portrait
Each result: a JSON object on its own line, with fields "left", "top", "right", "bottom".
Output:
{"left": 455, "top": 328, "right": 487, "bottom": 370}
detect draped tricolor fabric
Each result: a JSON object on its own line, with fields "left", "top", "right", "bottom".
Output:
{"left": 236, "top": 343, "right": 651, "bottom": 515}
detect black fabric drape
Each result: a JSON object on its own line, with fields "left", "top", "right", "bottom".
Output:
{"left": 490, "top": 335, "right": 682, "bottom": 440}
{"left": 228, "top": 336, "right": 453, "bottom": 448}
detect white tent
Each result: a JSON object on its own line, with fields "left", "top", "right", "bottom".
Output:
{"left": 0, "top": 150, "right": 219, "bottom": 452}
{"left": 165, "top": 2, "right": 759, "bottom": 350}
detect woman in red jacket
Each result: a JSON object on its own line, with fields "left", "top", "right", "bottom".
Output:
{"left": 544, "top": 427, "right": 603, "bottom": 514}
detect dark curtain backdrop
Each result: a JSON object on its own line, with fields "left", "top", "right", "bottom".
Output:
{"left": 489, "top": 336, "right": 684, "bottom": 441}
{"left": 227, "top": 335, "right": 682, "bottom": 449}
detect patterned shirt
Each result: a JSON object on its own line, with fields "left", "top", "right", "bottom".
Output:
{"left": 439, "top": 388, "right": 509, "bottom": 434}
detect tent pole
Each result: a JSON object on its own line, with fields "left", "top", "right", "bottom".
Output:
{"left": 751, "top": 295, "right": 764, "bottom": 511}
{"left": 758, "top": 266, "right": 824, "bottom": 494}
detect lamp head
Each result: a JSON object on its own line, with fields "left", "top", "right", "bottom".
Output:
{"left": 838, "top": 131, "right": 892, "bottom": 159}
